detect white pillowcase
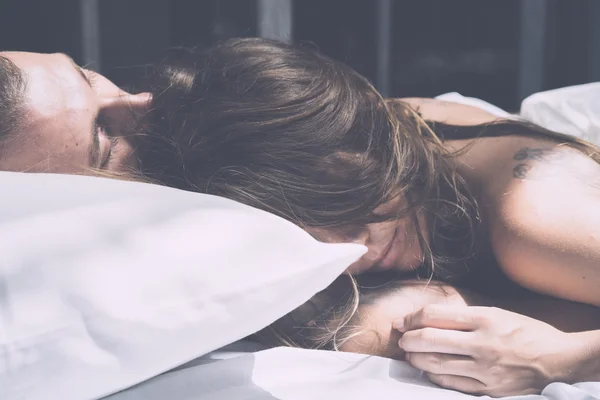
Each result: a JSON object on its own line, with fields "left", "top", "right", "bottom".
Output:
{"left": 0, "top": 172, "right": 366, "bottom": 400}
{"left": 521, "top": 82, "right": 600, "bottom": 145}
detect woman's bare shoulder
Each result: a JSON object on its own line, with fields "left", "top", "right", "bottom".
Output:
{"left": 478, "top": 138, "right": 600, "bottom": 210}
{"left": 393, "top": 97, "right": 501, "bottom": 126}
{"left": 483, "top": 141, "right": 600, "bottom": 306}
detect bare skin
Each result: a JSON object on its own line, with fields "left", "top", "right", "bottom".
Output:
{"left": 404, "top": 97, "right": 600, "bottom": 307}
{"left": 0, "top": 52, "right": 150, "bottom": 173}
{"left": 340, "top": 280, "right": 600, "bottom": 359}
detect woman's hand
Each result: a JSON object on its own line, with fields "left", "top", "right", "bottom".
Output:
{"left": 393, "top": 304, "right": 582, "bottom": 397}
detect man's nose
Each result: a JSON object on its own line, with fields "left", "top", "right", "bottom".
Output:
{"left": 100, "top": 92, "right": 152, "bottom": 115}
{"left": 99, "top": 92, "right": 152, "bottom": 135}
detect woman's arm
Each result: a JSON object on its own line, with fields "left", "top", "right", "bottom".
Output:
{"left": 396, "top": 305, "right": 600, "bottom": 396}
{"left": 342, "top": 279, "right": 600, "bottom": 360}
{"left": 571, "top": 330, "right": 600, "bottom": 382}
{"left": 340, "top": 279, "right": 600, "bottom": 396}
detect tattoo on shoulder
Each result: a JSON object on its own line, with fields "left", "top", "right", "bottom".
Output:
{"left": 511, "top": 147, "right": 563, "bottom": 179}
{"left": 513, "top": 147, "right": 562, "bottom": 162}
{"left": 511, "top": 146, "right": 600, "bottom": 189}
{"left": 512, "top": 164, "right": 532, "bottom": 179}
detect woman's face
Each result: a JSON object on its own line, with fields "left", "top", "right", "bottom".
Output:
{"left": 0, "top": 52, "right": 150, "bottom": 174}
{"left": 308, "top": 197, "right": 428, "bottom": 274}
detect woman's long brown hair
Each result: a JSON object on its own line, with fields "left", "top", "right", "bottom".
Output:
{"left": 136, "top": 38, "right": 600, "bottom": 351}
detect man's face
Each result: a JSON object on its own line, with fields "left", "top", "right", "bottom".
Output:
{"left": 0, "top": 51, "right": 150, "bottom": 174}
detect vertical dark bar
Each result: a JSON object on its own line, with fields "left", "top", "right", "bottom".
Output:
{"left": 377, "top": 0, "right": 392, "bottom": 97}
{"left": 80, "top": 0, "right": 101, "bottom": 71}
{"left": 588, "top": 1, "right": 600, "bottom": 82}
{"left": 257, "top": 0, "right": 293, "bottom": 43}
{"left": 517, "top": 0, "right": 548, "bottom": 101}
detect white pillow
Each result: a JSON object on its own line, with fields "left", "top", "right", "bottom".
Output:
{"left": 0, "top": 172, "right": 365, "bottom": 400}
{"left": 521, "top": 82, "right": 600, "bottom": 145}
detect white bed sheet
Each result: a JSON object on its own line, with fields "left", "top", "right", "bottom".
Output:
{"left": 106, "top": 342, "right": 600, "bottom": 400}
{"left": 106, "top": 89, "right": 600, "bottom": 400}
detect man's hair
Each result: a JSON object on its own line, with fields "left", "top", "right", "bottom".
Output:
{"left": 0, "top": 55, "right": 26, "bottom": 140}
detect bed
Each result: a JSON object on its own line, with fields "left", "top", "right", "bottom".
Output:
{"left": 107, "top": 85, "right": 600, "bottom": 400}
{"left": 106, "top": 342, "right": 600, "bottom": 400}
{"left": 3, "top": 84, "right": 600, "bottom": 400}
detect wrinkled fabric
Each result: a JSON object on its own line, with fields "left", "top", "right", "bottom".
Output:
{"left": 521, "top": 82, "right": 600, "bottom": 145}
{"left": 0, "top": 172, "right": 365, "bottom": 400}
{"left": 108, "top": 344, "right": 600, "bottom": 400}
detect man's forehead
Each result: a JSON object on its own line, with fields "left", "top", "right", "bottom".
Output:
{"left": 2, "top": 51, "right": 91, "bottom": 117}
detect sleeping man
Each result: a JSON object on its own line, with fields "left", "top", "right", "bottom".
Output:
{"left": 0, "top": 51, "right": 149, "bottom": 174}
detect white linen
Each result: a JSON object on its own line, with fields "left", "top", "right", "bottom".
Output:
{"left": 0, "top": 172, "right": 366, "bottom": 400}
{"left": 521, "top": 82, "right": 600, "bottom": 145}
{"left": 106, "top": 343, "right": 600, "bottom": 400}
{"left": 438, "top": 85, "right": 600, "bottom": 147}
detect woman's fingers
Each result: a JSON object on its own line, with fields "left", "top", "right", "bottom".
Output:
{"left": 399, "top": 327, "right": 476, "bottom": 356}
{"left": 406, "top": 352, "right": 479, "bottom": 377}
{"left": 393, "top": 304, "right": 481, "bottom": 332}
{"left": 426, "top": 372, "right": 487, "bottom": 395}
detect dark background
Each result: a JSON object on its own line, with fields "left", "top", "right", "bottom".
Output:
{"left": 1, "top": 0, "right": 598, "bottom": 111}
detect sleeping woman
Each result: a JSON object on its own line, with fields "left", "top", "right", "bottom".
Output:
{"left": 135, "top": 38, "right": 600, "bottom": 397}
